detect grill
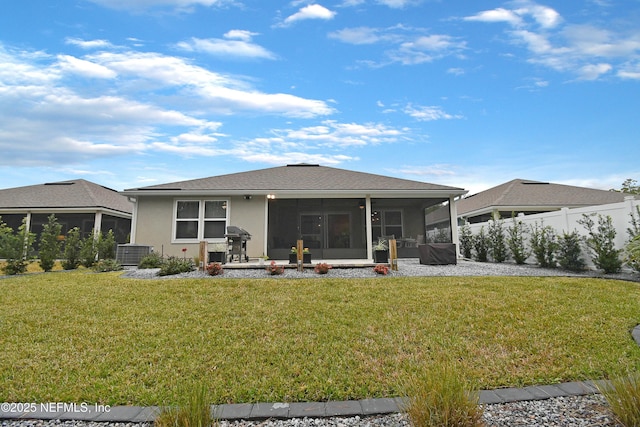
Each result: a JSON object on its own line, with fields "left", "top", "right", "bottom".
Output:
{"left": 225, "top": 226, "right": 251, "bottom": 262}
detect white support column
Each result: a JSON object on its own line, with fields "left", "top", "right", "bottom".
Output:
{"left": 448, "top": 195, "right": 460, "bottom": 257}
{"left": 93, "top": 211, "right": 103, "bottom": 238}
{"left": 264, "top": 196, "right": 270, "bottom": 258}
{"left": 365, "top": 195, "right": 373, "bottom": 260}
{"left": 129, "top": 197, "right": 138, "bottom": 244}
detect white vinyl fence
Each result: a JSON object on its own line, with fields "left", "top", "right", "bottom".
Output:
{"left": 461, "top": 196, "right": 639, "bottom": 268}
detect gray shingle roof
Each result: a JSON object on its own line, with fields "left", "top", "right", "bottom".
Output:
{"left": 0, "top": 179, "right": 132, "bottom": 214}
{"left": 458, "top": 179, "right": 631, "bottom": 215}
{"left": 125, "top": 164, "right": 466, "bottom": 194}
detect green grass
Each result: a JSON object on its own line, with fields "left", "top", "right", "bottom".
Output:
{"left": 1, "top": 271, "right": 640, "bottom": 406}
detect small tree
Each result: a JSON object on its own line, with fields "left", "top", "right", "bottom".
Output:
{"left": 506, "top": 216, "right": 530, "bottom": 264}
{"left": 80, "top": 231, "right": 99, "bottom": 267}
{"left": 62, "top": 227, "right": 82, "bottom": 270}
{"left": 472, "top": 227, "right": 489, "bottom": 262}
{"left": 578, "top": 213, "right": 622, "bottom": 274}
{"left": 628, "top": 205, "right": 640, "bottom": 240}
{"left": 530, "top": 221, "right": 557, "bottom": 268}
{"left": 97, "top": 229, "right": 116, "bottom": 260}
{"left": 557, "top": 231, "right": 586, "bottom": 272}
{"left": 0, "top": 217, "right": 35, "bottom": 275}
{"left": 459, "top": 223, "right": 473, "bottom": 259}
{"left": 38, "top": 214, "right": 63, "bottom": 272}
{"left": 487, "top": 213, "right": 508, "bottom": 263}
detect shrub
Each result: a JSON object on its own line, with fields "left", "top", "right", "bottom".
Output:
{"left": 472, "top": 227, "right": 489, "bottom": 262}
{"left": 628, "top": 205, "right": 640, "bottom": 239}
{"left": 624, "top": 234, "right": 640, "bottom": 273}
{"left": 373, "top": 264, "right": 389, "bottom": 275}
{"left": 158, "top": 257, "right": 195, "bottom": 276}
{"left": 97, "top": 229, "right": 116, "bottom": 260}
{"left": 61, "top": 227, "right": 82, "bottom": 270}
{"left": 80, "top": 233, "right": 98, "bottom": 267}
{"left": 265, "top": 260, "right": 284, "bottom": 275}
{"left": 139, "top": 252, "right": 164, "bottom": 269}
{"left": 93, "top": 259, "right": 123, "bottom": 272}
{"left": 38, "top": 214, "right": 62, "bottom": 272}
{"left": 205, "top": 262, "right": 223, "bottom": 276}
{"left": 598, "top": 371, "right": 640, "bottom": 427}
{"left": 487, "top": 214, "right": 508, "bottom": 263}
{"left": 578, "top": 213, "right": 622, "bottom": 274}
{"left": 401, "top": 362, "right": 484, "bottom": 427}
{"left": 459, "top": 224, "right": 473, "bottom": 259}
{"left": 506, "top": 216, "right": 530, "bottom": 265}
{"left": 314, "top": 262, "right": 332, "bottom": 274}
{"left": 557, "top": 231, "right": 586, "bottom": 272}
{"left": 154, "top": 384, "right": 215, "bottom": 427}
{"left": 530, "top": 222, "right": 557, "bottom": 268}
{"left": 0, "top": 217, "right": 34, "bottom": 275}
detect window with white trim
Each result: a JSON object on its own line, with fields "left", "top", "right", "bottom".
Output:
{"left": 174, "top": 200, "right": 228, "bottom": 241}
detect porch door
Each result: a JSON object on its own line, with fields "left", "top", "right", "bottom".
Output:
{"left": 300, "top": 213, "right": 351, "bottom": 258}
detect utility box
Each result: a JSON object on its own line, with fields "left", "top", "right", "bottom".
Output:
{"left": 116, "top": 244, "right": 153, "bottom": 266}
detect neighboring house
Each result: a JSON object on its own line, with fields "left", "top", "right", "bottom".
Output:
{"left": 457, "top": 179, "right": 632, "bottom": 224}
{"left": 121, "top": 164, "right": 467, "bottom": 261}
{"left": 0, "top": 179, "right": 133, "bottom": 246}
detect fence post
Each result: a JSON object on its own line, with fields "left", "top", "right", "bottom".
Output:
{"left": 199, "top": 241, "right": 207, "bottom": 271}
{"left": 389, "top": 239, "right": 398, "bottom": 271}
{"left": 297, "top": 239, "right": 304, "bottom": 271}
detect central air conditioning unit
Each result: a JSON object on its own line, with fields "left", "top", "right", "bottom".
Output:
{"left": 116, "top": 244, "right": 153, "bottom": 266}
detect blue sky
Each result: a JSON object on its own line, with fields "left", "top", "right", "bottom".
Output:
{"left": 1, "top": 0, "right": 638, "bottom": 194}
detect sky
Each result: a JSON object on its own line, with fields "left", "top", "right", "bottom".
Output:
{"left": 0, "top": 0, "right": 639, "bottom": 195}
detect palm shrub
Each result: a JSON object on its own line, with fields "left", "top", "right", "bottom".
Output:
{"left": 530, "top": 222, "right": 557, "bottom": 268}
{"left": 38, "top": 214, "right": 62, "bottom": 272}
{"left": 578, "top": 213, "right": 622, "bottom": 274}
{"left": 506, "top": 216, "right": 530, "bottom": 264}
{"left": 0, "top": 217, "right": 35, "bottom": 275}
{"left": 401, "top": 361, "right": 484, "bottom": 427}
{"left": 598, "top": 371, "right": 640, "bottom": 427}
{"left": 472, "top": 227, "right": 489, "bottom": 262}
{"left": 459, "top": 224, "right": 473, "bottom": 259}
{"left": 487, "top": 214, "right": 508, "bottom": 263}
{"left": 62, "top": 227, "right": 82, "bottom": 270}
{"left": 155, "top": 384, "right": 215, "bottom": 427}
{"left": 624, "top": 234, "right": 640, "bottom": 273}
{"left": 557, "top": 231, "right": 586, "bottom": 272}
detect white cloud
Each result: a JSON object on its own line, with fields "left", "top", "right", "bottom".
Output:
{"left": 57, "top": 55, "right": 118, "bottom": 79}
{"left": 176, "top": 36, "right": 277, "bottom": 60}
{"left": 269, "top": 120, "right": 405, "bottom": 147}
{"left": 86, "top": 0, "right": 229, "bottom": 12}
{"left": 403, "top": 105, "right": 462, "bottom": 121}
{"left": 618, "top": 63, "right": 640, "bottom": 79}
{"left": 65, "top": 38, "right": 114, "bottom": 49}
{"left": 280, "top": 4, "right": 336, "bottom": 27}
{"left": 464, "top": 8, "right": 523, "bottom": 27}
{"left": 329, "top": 27, "right": 383, "bottom": 45}
{"left": 576, "top": 63, "right": 612, "bottom": 80}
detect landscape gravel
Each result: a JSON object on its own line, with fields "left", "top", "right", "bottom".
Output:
{"left": 5, "top": 260, "right": 636, "bottom": 427}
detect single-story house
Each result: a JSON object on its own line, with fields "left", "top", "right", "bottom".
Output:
{"left": 121, "top": 164, "right": 468, "bottom": 261}
{"left": 0, "top": 179, "right": 133, "bottom": 246}
{"left": 457, "top": 178, "right": 633, "bottom": 224}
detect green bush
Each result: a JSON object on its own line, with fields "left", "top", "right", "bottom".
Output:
{"left": 578, "top": 213, "right": 622, "bottom": 274}
{"left": 557, "top": 231, "right": 586, "bottom": 272}
{"left": 97, "top": 230, "right": 116, "bottom": 260}
{"left": 80, "top": 233, "right": 99, "bottom": 267}
{"left": 472, "top": 227, "right": 488, "bottom": 262}
{"left": 459, "top": 224, "right": 473, "bottom": 259}
{"left": 38, "top": 214, "right": 63, "bottom": 272}
{"left": 62, "top": 227, "right": 82, "bottom": 270}
{"left": 598, "top": 372, "right": 640, "bottom": 427}
{"left": 530, "top": 222, "right": 557, "bottom": 268}
{"left": 401, "top": 362, "right": 484, "bottom": 427}
{"left": 624, "top": 234, "right": 640, "bottom": 273}
{"left": 158, "top": 257, "right": 195, "bottom": 276}
{"left": 506, "top": 216, "right": 530, "bottom": 265}
{"left": 0, "top": 217, "right": 35, "bottom": 275}
{"left": 139, "top": 252, "right": 164, "bottom": 269}
{"left": 93, "top": 259, "right": 123, "bottom": 272}
{"left": 487, "top": 214, "right": 508, "bottom": 263}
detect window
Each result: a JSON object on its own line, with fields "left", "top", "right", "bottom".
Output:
{"left": 174, "top": 200, "right": 228, "bottom": 241}
{"left": 372, "top": 209, "right": 403, "bottom": 240}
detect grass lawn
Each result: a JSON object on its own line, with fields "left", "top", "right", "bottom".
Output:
{"left": 1, "top": 271, "right": 640, "bottom": 406}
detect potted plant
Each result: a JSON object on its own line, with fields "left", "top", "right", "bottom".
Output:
{"left": 208, "top": 242, "right": 227, "bottom": 264}
{"left": 289, "top": 247, "right": 312, "bottom": 264}
{"left": 373, "top": 238, "right": 389, "bottom": 263}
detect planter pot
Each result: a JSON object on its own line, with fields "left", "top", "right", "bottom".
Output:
{"left": 373, "top": 250, "right": 388, "bottom": 263}
{"left": 208, "top": 251, "right": 226, "bottom": 264}
{"left": 289, "top": 253, "right": 312, "bottom": 264}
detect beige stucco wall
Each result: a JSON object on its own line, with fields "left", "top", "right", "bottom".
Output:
{"left": 133, "top": 195, "right": 266, "bottom": 259}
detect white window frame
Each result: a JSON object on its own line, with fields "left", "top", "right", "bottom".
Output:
{"left": 172, "top": 199, "right": 229, "bottom": 243}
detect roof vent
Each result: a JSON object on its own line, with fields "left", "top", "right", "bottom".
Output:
{"left": 522, "top": 181, "right": 549, "bottom": 185}
{"left": 286, "top": 163, "right": 319, "bottom": 167}
{"left": 44, "top": 181, "right": 75, "bottom": 186}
